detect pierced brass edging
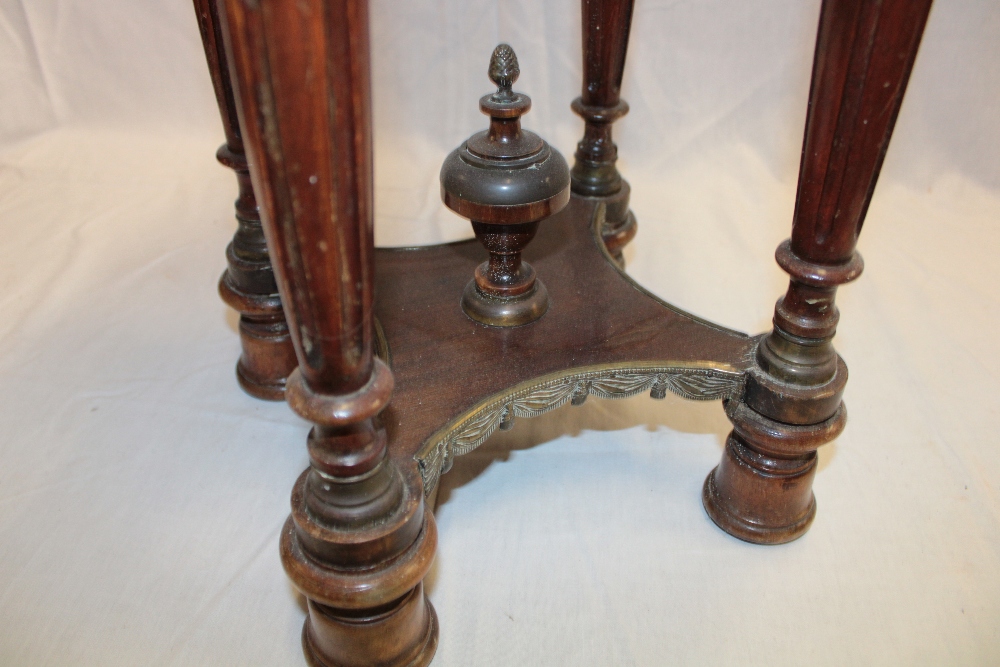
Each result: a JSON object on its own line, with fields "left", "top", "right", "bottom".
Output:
{"left": 415, "top": 362, "right": 744, "bottom": 496}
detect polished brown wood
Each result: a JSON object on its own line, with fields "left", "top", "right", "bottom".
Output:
{"left": 218, "top": 1, "right": 437, "bottom": 665}
{"left": 572, "top": 0, "right": 638, "bottom": 266}
{"left": 376, "top": 198, "right": 753, "bottom": 502}
{"left": 206, "top": 0, "right": 932, "bottom": 661}
{"left": 192, "top": 0, "right": 296, "bottom": 400}
{"left": 704, "top": 0, "right": 933, "bottom": 544}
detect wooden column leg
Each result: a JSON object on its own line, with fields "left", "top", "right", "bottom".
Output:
{"left": 219, "top": 1, "right": 438, "bottom": 665}
{"left": 193, "top": 0, "right": 296, "bottom": 400}
{"left": 703, "top": 0, "right": 933, "bottom": 543}
{"left": 572, "top": 0, "right": 637, "bottom": 267}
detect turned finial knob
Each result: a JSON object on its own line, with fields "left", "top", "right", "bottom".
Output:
{"left": 440, "top": 44, "right": 570, "bottom": 327}
{"left": 488, "top": 44, "right": 519, "bottom": 99}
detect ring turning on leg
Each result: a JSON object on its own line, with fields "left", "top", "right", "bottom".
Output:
{"left": 219, "top": 0, "right": 438, "bottom": 663}
{"left": 702, "top": 0, "right": 932, "bottom": 544}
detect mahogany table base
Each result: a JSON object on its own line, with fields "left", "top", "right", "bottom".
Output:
{"left": 205, "top": 0, "right": 933, "bottom": 663}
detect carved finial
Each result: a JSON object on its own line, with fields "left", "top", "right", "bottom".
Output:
{"left": 488, "top": 44, "right": 519, "bottom": 100}
{"left": 441, "top": 40, "right": 569, "bottom": 327}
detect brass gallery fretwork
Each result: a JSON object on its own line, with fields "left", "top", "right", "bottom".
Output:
{"left": 415, "top": 363, "right": 744, "bottom": 494}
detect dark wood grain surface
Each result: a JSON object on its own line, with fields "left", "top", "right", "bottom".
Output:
{"left": 376, "top": 195, "right": 754, "bottom": 490}
{"left": 791, "top": 0, "right": 934, "bottom": 265}
{"left": 579, "top": 0, "right": 634, "bottom": 110}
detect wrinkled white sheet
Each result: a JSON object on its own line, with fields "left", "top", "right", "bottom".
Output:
{"left": 1, "top": 1, "right": 998, "bottom": 665}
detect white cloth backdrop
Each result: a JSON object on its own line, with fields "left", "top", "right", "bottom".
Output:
{"left": 1, "top": 0, "right": 998, "bottom": 665}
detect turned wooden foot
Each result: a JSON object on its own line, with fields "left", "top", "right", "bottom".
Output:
{"left": 220, "top": 0, "right": 438, "bottom": 662}
{"left": 703, "top": 442, "right": 817, "bottom": 544}
{"left": 215, "top": 145, "right": 296, "bottom": 400}
{"left": 302, "top": 585, "right": 438, "bottom": 667}
{"left": 703, "top": 395, "right": 848, "bottom": 543}
{"left": 194, "top": 0, "right": 296, "bottom": 401}
{"left": 702, "top": 0, "right": 931, "bottom": 544}
{"left": 280, "top": 368, "right": 438, "bottom": 667}
{"left": 218, "top": 267, "right": 295, "bottom": 400}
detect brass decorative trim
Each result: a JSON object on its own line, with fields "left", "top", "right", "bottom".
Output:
{"left": 415, "top": 362, "right": 744, "bottom": 495}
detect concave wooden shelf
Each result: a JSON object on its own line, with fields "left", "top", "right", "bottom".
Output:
{"left": 375, "top": 195, "right": 755, "bottom": 498}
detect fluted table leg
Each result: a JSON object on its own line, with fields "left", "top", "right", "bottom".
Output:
{"left": 219, "top": 0, "right": 438, "bottom": 664}
{"left": 572, "top": 0, "right": 637, "bottom": 267}
{"left": 704, "top": 0, "right": 933, "bottom": 543}
{"left": 192, "top": 0, "right": 296, "bottom": 400}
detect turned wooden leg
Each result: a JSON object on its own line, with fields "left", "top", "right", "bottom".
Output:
{"left": 193, "top": 0, "right": 296, "bottom": 400}
{"left": 220, "top": 1, "right": 437, "bottom": 664}
{"left": 704, "top": 0, "right": 933, "bottom": 543}
{"left": 572, "top": 0, "right": 637, "bottom": 267}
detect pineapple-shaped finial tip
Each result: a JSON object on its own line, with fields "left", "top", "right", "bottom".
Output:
{"left": 488, "top": 44, "right": 519, "bottom": 99}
